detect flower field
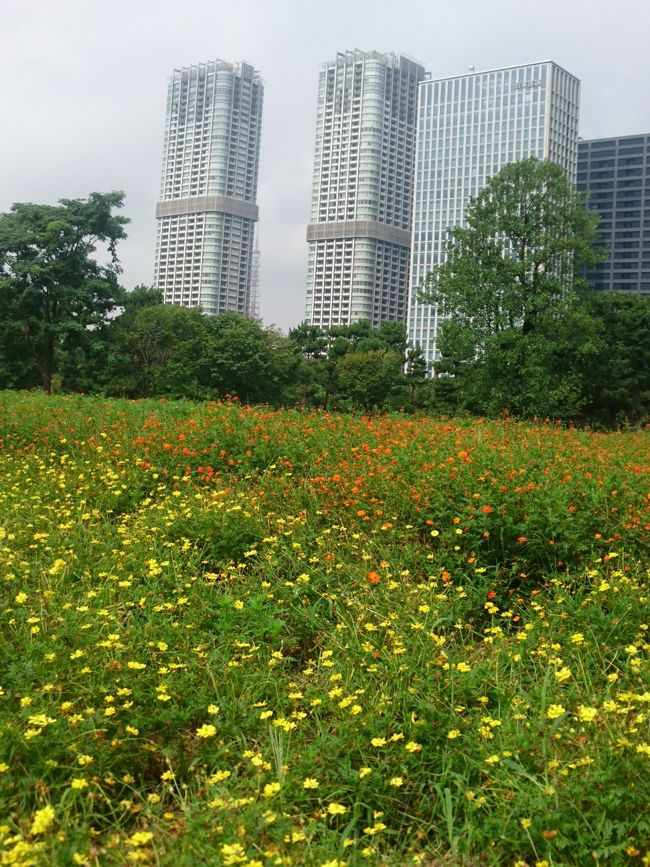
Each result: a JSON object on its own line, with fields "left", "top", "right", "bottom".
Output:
{"left": 0, "top": 391, "right": 649, "bottom": 866}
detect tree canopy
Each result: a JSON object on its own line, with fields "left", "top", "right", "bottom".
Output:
{"left": 0, "top": 192, "right": 128, "bottom": 392}
{"left": 417, "top": 158, "right": 611, "bottom": 418}
{"left": 421, "top": 158, "right": 603, "bottom": 343}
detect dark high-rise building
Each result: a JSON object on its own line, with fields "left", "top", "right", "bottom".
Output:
{"left": 578, "top": 134, "right": 650, "bottom": 295}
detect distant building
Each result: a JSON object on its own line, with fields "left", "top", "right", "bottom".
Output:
{"left": 407, "top": 61, "right": 581, "bottom": 373}
{"left": 154, "top": 60, "right": 263, "bottom": 316}
{"left": 305, "top": 50, "right": 426, "bottom": 329}
{"left": 578, "top": 134, "right": 650, "bottom": 295}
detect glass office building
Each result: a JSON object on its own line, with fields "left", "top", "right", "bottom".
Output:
{"left": 407, "top": 62, "right": 580, "bottom": 372}
{"left": 578, "top": 134, "right": 650, "bottom": 295}
{"left": 154, "top": 60, "right": 263, "bottom": 316}
{"left": 305, "top": 51, "right": 426, "bottom": 329}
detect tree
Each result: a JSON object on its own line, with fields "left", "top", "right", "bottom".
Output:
{"left": 105, "top": 303, "right": 210, "bottom": 399}
{"left": 335, "top": 349, "right": 404, "bottom": 412}
{"left": 565, "top": 292, "right": 650, "bottom": 426}
{"left": 0, "top": 192, "right": 128, "bottom": 392}
{"left": 422, "top": 158, "right": 602, "bottom": 344}
{"left": 204, "top": 312, "right": 300, "bottom": 405}
{"left": 420, "top": 159, "right": 604, "bottom": 416}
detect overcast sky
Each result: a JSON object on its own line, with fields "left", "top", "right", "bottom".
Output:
{"left": 2, "top": 0, "right": 649, "bottom": 331}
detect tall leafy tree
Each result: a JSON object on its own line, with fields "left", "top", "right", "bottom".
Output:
{"left": 0, "top": 192, "right": 128, "bottom": 392}
{"left": 420, "top": 159, "right": 603, "bottom": 416}
{"left": 422, "top": 158, "right": 602, "bottom": 343}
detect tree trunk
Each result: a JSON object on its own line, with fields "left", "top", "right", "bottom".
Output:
{"left": 42, "top": 330, "right": 54, "bottom": 393}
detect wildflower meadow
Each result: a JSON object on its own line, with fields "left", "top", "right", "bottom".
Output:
{"left": 0, "top": 391, "right": 649, "bottom": 866}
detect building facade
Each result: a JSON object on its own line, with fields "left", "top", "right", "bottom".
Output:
{"left": 154, "top": 60, "right": 263, "bottom": 316}
{"left": 407, "top": 62, "right": 581, "bottom": 372}
{"left": 305, "top": 51, "right": 426, "bottom": 329}
{"left": 578, "top": 134, "right": 650, "bottom": 295}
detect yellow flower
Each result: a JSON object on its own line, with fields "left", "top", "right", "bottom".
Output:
{"left": 359, "top": 767, "right": 372, "bottom": 779}
{"left": 555, "top": 667, "right": 571, "bottom": 683}
{"left": 303, "top": 778, "right": 319, "bottom": 789}
{"left": 576, "top": 705, "right": 598, "bottom": 723}
{"left": 130, "top": 831, "right": 154, "bottom": 847}
{"left": 259, "top": 710, "right": 273, "bottom": 720}
{"left": 70, "top": 777, "right": 88, "bottom": 790}
{"left": 485, "top": 755, "right": 500, "bottom": 765}
{"left": 456, "top": 662, "right": 472, "bottom": 672}
{"left": 210, "top": 769, "right": 231, "bottom": 783}
{"left": 520, "top": 817, "right": 532, "bottom": 829}
{"left": 389, "top": 776, "right": 404, "bottom": 787}
{"left": 546, "top": 704, "right": 566, "bottom": 720}
{"left": 263, "top": 782, "right": 281, "bottom": 798}
{"left": 207, "top": 704, "right": 220, "bottom": 715}
{"left": 327, "top": 802, "right": 347, "bottom": 816}
{"left": 233, "top": 600, "right": 244, "bottom": 610}
{"left": 196, "top": 724, "right": 217, "bottom": 738}
{"left": 370, "top": 737, "right": 386, "bottom": 747}
{"left": 30, "top": 805, "right": 55, "bottom": 835}
{"left": 405, "top": 741, "right": 422, "bottom": 752}
{"left": 447, "top": 729, "right": 461, "bottom": 739}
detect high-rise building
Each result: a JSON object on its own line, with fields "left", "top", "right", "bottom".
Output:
{"left": 305, "top": 50, "right": 426, "bottom": 329}
{"left": 154, "top": 60, "right": 263, "bottom": 316}
{"left": 407, "top": 62, "right": 580, "bottom": 372}
{"left": 578, "top": 134, "right": 650, "bottom": 296}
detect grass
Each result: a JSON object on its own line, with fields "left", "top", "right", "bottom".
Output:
{"left": 0, "top": 391, "right": 649, "bottom": 866}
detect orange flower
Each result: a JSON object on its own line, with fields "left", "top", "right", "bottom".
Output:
{"left": 481, "top": 505, "right": 493, "bottom": 514}
{"left": 367, "top": 571, "right": 380, "bottom": 585}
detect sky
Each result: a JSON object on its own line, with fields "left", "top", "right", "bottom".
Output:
{"left": 2, "top": 0, "right": 649, "bottom": 332}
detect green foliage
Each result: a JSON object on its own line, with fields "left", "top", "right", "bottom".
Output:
{"left": 0, "top": 192, "right": 128, "bottom": 392}
{"left": 105, "top": 303, "right": 211, "bottom": 399}
{"left": 335, "top": 349, "right": 404, "bottom": 411}
{"left": 418, "top": 158, "right": 650, "bottom": 423}
{"left": 423, "top": 158, "right": 603, "bottom": 339}
{"left": 204, "top": 312, "right": 300, "bottom": 405}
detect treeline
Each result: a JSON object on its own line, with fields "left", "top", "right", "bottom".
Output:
{"left": 2, "top": 283, "right": 648, "bottom": 425}
{"left": 0, "top": 286, "right": 439, "bottom": 412}
{"left": 0, "top": 186, "right": 648, "bottom": 426}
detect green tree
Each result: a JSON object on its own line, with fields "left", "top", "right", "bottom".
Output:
{"left": 105, "top": 303, "right": 210, "bottom": 399}
{"left": 566, "top": 292, "right": 650, "bottom": 426}
{"left": 0, "top": 192, "right": 128, "bottom": 392}
{"left": 423, "top": 158, "right": 602, "bottom": 338}
{"left": 205, "top": 312, "right": 300, "bottom": 405}
{"left": 421, "top": 159, "right": 603, "bottom": 415}
{"left": 335, "top": 349, "right": 404, "bottom": 412}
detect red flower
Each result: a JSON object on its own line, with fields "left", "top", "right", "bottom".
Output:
{"left": 367, "top": 571, "right": 381, "bottom": 585}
